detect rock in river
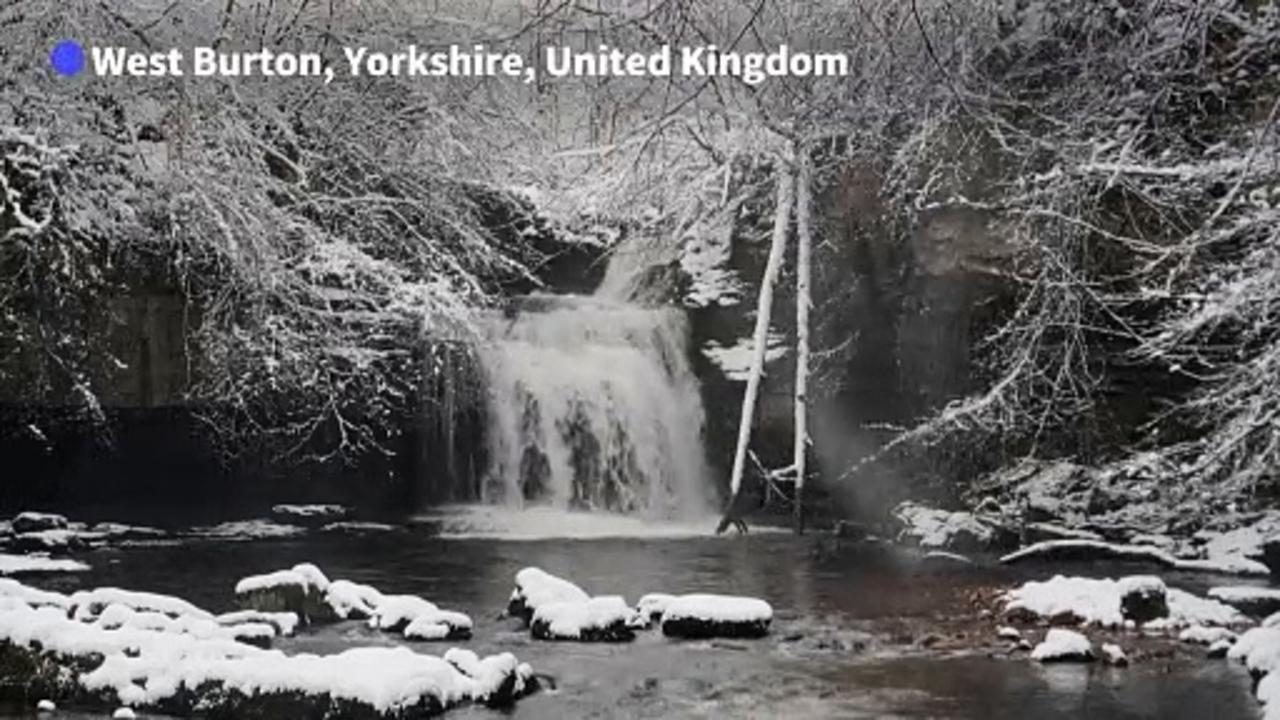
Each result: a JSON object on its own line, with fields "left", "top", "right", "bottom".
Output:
{"left": 660, "top": 594, "right": 773, "bottom": 639}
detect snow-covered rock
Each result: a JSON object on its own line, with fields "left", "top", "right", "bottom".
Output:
{"left": 324, "top": 579, "right": 385, "bottom": 620}
{"left": 1101, "top": 642, "right": 1128, "bottom": 666}
{"left": 11, "top": 529, "right": 88, "bottom": 554}
{"left": 1002, "top": 575, "right": 1245, "bottom": 629}
{"left": 660, "top": 593, "right": 773, "bottom": 639}
{"left": 234, "top": 563, "right": 334, "bottom": 623}
{"left": 373, "top": 595, "right": 473, "bottom": 641}
{"left": 36, "top": 699, "right": 55, "bottom": 712}
{"left": 269, "top": 503, "right": 352, "bottom": 527}
{"left": 111, "top": 708, "right": 136, "bottom": 719}
{"left": 88, "top": 523, "right": 168, "bottom": 542}
{"left": 507, "top": 567, "right": 590, "bottom": 624}
{"left": 214, "top": 610, "right": 300, "bottom": 637}
{"left": 12, "top": 512, "right": 67, "bottom": 534}
{"left": 1031, "top": 629, "right": 1094, "bottom": 662}
{"left": 69, "top": 587, "right": 213, "bottom": 622}
{"left": 320, "top": 521, "right": 398, "bottom": 534}
{"left": 530, "top": 595, "right": 637, "bottom": 642}
{"left": 636, "top": 593, "right": 677, "bottom": 625}
{"left": 1207, "top": 639, "right": 1233, "bottom": 658}
{"left": 0, "top": 598, "right": 538, "bottom": 716}
{"left": 1179, "top": 625, "right": 1237, "bottom": 646}
{"left": 189, "top": 519, "right": 307, "bottom": 541}
{"left": 997, "top": 625, "right": 1022, "bottom": 641}
{"left": 1208, "top": 586, "right": 1280, "bottom": 617}
{"left": 0, "top": 553, "right": 89, "bottom": 575}
{"left": 1118, "top": 575, "right": 1168, "bottom": 623}
{"left": 892, "top": 501, "right": 996, "bottom": 552}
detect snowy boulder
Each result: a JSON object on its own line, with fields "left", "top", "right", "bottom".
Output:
{"left": 1179, "top": 625, "right": 1237, "bottom": 646}
{"left": 1101, "top": 642, "right": 1128, "bottom": 667}
{"left": 443, "top": 648, "right": 541, "bottom": 708}
{"left": 88, "top": 523, "right": 167, "bottom": 542}
{"left": 11, "top": 529, "right": 87, "bottom": 555}
{"left": 1208, "top": 586, "right": 1280, "bottom": 618}
{"left": 372, "top": 595, "right": 473, "bottom": 641}
{"left": 635, "top": 593, "right": 677, "bottom": 626}
{"left": 660, "top": 594, "right": 773, "bottom": 639}
{"left": 1118, "top": 576, "right": 1169, "bottom": 623}
{"left": 1031, "top": 629, "right": 1094, "bottom": 662}
{"left": 269, "top": 503, "right": 352, "bottom": 528}
{"left": 68, "top": 587, "right": 213, "bottom": 622}
{"left": 215, "top": 610, "right": 300, "bottom": 637}
{"left": 234, "top": 563, "right": 335, "bottom": 623}
{"left": 997, "top": 626, "right": 1022, "bottom": 641}
{"left": 324, "top": 579, "right": 385, "bottom": 620}
{"left": 531, "top": 596, "right": 637, "bottom": 642}
{"left": 12, "top": 512, "right": 67, "bottom": 534}
{"left": 507, "top": 567, "right": 590, "bottom": 624}
{"left": 891, "top": 501, "right": 996, "bottom": 553}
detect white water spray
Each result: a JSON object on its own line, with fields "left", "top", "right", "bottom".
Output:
{"left": 476, "top": 280, "right": 711, "bottom": 518}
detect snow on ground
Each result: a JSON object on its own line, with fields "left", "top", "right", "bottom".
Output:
{"left": 0, "top": 553, "right": 88, "bottom": 575}
{"left": 1195, "top": 513, "right": 1280, "bottom": 576}
{"left": 1002, "top": 575, "right": 1246, "bottom": 629}
{"left": 1031, "top": 629, "right": 1094, "bottom": 662}
{"left": 530, "top": 595, "right": 638, "bottom": 641}
{"left": 419, "top": 506, "right": 739, "bottom": 541}
{"left": 0, "top": 579, "right": 536, "bottom": 715}
{"left": 892, "top": 502, "right": 993, "bottom": 551}
{"left": 701, "top": 333, "right": 788, "bottom": 381}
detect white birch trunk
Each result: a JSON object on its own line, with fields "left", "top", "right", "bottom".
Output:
{"left": 727, "top": 165, "right": 795, "bottom": 504}
{"left": 792, "top": 153, "right": 813, "bottom": 532}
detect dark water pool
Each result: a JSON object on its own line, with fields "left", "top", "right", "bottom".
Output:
{"left": 4, "top": 517, "right": 1262, "bottom": 719}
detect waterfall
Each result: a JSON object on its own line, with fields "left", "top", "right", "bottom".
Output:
{"left": 475, "top": 282, "right": 711, "bottom": 519}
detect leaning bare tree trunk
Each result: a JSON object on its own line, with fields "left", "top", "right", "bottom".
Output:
{"left": 718, "top": 163, "right": 795, "bottom": 533}
{"left": 792, "top": 152, "right": 813, "bottom": 534}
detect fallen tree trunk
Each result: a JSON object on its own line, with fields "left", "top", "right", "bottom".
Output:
{"left": 719, "top": 162, "right": 794, "bottom": 533}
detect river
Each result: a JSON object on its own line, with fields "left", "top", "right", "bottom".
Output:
{"left": 3, "top": 508, "right": 1260, "bottom": 719}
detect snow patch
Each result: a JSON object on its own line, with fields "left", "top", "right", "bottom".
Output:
{"left": 0, "top": 553, "right": 89, "bottom": 575}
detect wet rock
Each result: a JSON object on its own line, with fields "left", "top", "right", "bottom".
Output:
{"left": 234, "top": 564, "right": 335, "bottom": 624}
{"left": 12, "top": 513, "right": 67, "bottom": 534}
{"left": 834, "top": 520, "right": 870, "bottom": 541}
{"left": 11, "top": 531, "right": 86, "bottom": 555}
{"left": 1119, "top": 576, "right": 1169, "bottom": 624}
{"left": 891, "top": 502, "right": 996, "bottom": 553}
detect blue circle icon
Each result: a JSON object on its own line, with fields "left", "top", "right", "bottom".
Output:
{"left": 50, "top": 40, "right": 85, "bottom": 77}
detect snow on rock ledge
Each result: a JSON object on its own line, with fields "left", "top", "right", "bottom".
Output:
{"left": 1208, "top": 586, "right": 1280, "bottom": 618}
{"left": 269, "top": 503, "right": 352, "bottom": 528}
{"left": 234, "top": 563, "right": 334, "bottom": 623}
{"left": 892, "top": 502, "right": 996, "bottom": 553}
{"left": 0, "top": 553, "right": 88, "bottom": 576}
{"left": 660, "top": 594, "right": 773, "bottom": 639}
{"left": 1002, "top": 539, "right": 1270, "bottom": 576}
{"left": 531, "top": 596, "right": 638, "bottom": 642}
{"left": 507, "top": 567, "right": 590, "bottom": 624}
{"left": 1031, "top": 629, "right": 1094, "bottom": 662}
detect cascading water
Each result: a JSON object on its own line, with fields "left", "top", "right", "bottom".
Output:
{"left": 476, "top": 259, "right": 711, "bottom": 519}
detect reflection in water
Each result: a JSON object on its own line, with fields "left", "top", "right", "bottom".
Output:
{"left": 9, "top": 530, "right": 1261, "bottom": 720}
